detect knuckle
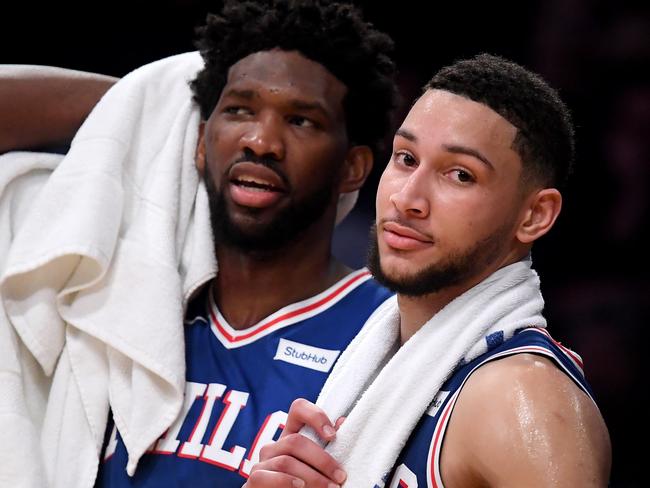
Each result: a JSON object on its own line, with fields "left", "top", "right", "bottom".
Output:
{"left": 290, "top": 398, "right": 309, "bottom": 413}
{"left": 245, "top": 471, "right": 263, "bottom": 485}
{"left": 272, "top": 454, "right": 295, "bottom": 472}
{"left": 259, "top": 443, "right": 275, "bottom": 461}
{"left": 283, "top": 433, "right": 304, "bottom": 450}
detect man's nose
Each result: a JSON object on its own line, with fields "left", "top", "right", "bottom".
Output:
{"left": 389, "top": 170, "right": 430, "bottom": 218}
{"left": 239, "top": 113, "right": 285, "bottom": 161}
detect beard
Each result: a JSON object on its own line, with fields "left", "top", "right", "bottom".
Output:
{"left": 204, "top": 162, "right": 337, "bottom": 254}
{"left": 367, "top": 222, "right": 509, "bottom": 297}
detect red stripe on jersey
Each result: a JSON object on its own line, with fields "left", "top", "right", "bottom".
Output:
{"left": 531, "top": 328, "right": 584, "bottom": 369}
{"left": 210, "top": 270, "right": 371, "bottom": 344}
{"left": 429, "top": 391, "right": 459, "bottom": 488}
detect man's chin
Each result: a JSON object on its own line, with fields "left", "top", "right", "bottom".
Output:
{"left": 216, "top": 222, "right": 288, "bottom": 253}
{"left": 376, "top": 269, "right": 426, "bottom": 295}
{"left": 369, "top": 256, "right": 461, "bottom": 297}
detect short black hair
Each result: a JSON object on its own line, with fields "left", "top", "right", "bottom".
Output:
{"left": 190, "top": 0, "right": 399, "bottom": 158}
{"left": 426, "top": 54, "right": 574, "bottom": 190}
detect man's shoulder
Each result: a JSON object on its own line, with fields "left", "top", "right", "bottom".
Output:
{"left": 441, "top": 353, "right": 611, "bottom": 486}
{"left": 462, "top": 351, "right": 586, "bottom": 408}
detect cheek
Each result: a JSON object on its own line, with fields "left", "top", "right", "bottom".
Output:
{"left": 205, "top": 131, "right": 240, "bottom": 177}
{"left": 433, "top": 190, "right": 494, "bottom": 235}
{"left": 447, "top": 198, "right": 510, "bottom": 240}
{"left": 206, "top": 119, "right": 241, "bottom": 154}
{"left": 291, "top": 139, "right": 348, "bottom": 184}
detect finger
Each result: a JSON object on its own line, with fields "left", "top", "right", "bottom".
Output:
{"left": 254, "top": 454, "right": 344, "bottom": 488}
{"left": 334, "top": 416, "right": 346, "bottom": 430}
{"left": 260, "top": 433, "right": 346, "bottom": 485}
{"left": 244, "top": 468, "right": 305, "bottom": 488}
{"left": 282, "top": 398, "right": 336, "bottom": 441}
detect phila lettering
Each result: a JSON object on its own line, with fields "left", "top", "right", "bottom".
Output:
{"left": 103, "top": 381, "right": 287, "bottom": 479}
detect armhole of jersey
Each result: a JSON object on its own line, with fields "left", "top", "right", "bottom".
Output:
{"left": 426, "top": 332, "right": 594, "bottom": 488}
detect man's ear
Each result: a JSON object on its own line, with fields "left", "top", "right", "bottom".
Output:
{"left": 195, "top": 121, "right": 206, "bottom": 175}
{"left": 339, "top": 145, "right": 374, "bottom": 194}
{"left": 516, "top": 188, "right": 562, "bottom": 244}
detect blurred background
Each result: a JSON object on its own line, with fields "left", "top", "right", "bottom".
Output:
{"left": 3, "top": 0, "right": 647, "bottom": 485}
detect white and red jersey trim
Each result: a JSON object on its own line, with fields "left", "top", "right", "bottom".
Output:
{"left": 532, "top": 327, "right": 584, "bottom": 372}
{"left": 426, "top": 389, "right": 461, "bottom": 488}
{"left": 207, "top": 268, "right": 372, "bottom": 349}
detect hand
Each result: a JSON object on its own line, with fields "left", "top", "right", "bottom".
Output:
{"left": 243, "top": 398, "right": 346, "bottom": 487}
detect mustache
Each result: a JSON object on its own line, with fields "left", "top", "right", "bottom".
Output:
{"left": 377, "top": 217, "right": 435, "bottom": 241}
{"left": 229, "top": 148, "right": 290, "bottom": 188}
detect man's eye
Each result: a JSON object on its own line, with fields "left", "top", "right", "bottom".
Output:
{"left": 288, "top": 116, "right": 316, "bottom": 128}
{"left": 394, "top": 151, "right": 416, "bottom": 167}
{"left": 450, "top": 169, "right": 475, "bottom": 183}
{"left": 224, "top": 106, "right": 251, "bottom": 116}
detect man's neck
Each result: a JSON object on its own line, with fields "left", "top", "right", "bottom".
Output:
{"left": 397, "top": 286, "right": 464, "bottom": 345}
{"left": 213, "top": 231, "right": 350, "bottom": 330}
{"left": 397, "top": 253, "right": 527, "bottom": 344}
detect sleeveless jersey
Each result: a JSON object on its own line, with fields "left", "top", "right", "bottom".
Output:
{"left": 96, "top": 268, "right": 392, "bottom": 487}
{"left": 385, "top": 327, "right": 593, "bottom": 488}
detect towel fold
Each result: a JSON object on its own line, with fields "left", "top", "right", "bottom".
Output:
{"left": 303, "top": 258, "right": 546, "bottom": 487}
{"left": 0, "top": 151, "right": 62, "bottom": 488}
{"left": 1, "top": 52, "right": 215, "bottom": 487}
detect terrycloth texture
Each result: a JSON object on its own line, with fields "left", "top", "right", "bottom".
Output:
{"left": 304, "top": 258, "right": 546, "bottom": 487}
{"left": 0, "top": 151, "right": 63, "bottom": 488}
{"left": 0, "top": 52, "right": 216, "bottom": 488}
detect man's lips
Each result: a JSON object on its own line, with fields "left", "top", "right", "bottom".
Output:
{"left": 228, "top": 162, "right": 287, "bottom": 192}
{"left": 381, "top": 221, "right": 434, "bottom": 251}
{"left": 227, "top": 162, "right": 287, "bottom": 208}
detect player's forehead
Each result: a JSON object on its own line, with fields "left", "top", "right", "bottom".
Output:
{"left": 399, "top": 89, "right": 519, "bottom": 164}
{"left": 222, "top": 49, "right": 348, "bottom": 117}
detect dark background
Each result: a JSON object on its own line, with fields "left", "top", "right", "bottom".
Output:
{"left": 3, "top": 1, "right": 648, "bottom": 485}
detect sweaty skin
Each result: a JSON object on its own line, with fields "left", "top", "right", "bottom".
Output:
{"left": 440, "top": 354, "right": 611, "bottom": 487}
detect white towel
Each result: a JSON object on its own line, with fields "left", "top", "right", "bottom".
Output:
{"left": 1, "top": 52, "right": 215, "bottom": 488}
{"left": 0, "top": 151, "right": 62, "bottom": 488}
{"left": 304, "top": 258, "right": 546, "bottom": 487}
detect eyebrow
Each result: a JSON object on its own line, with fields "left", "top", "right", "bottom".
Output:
{"left": 289, "top": 100, "right": 329, "bottom": 117}
{"left": 395, "top": 128, "right": 416, "bottom": 141}
{"left": 395, "top": 128, "right": 495, "bottom": 170}
{"left": 221, "top": 89, "right": 330, "bottom": 118}
{"left": 443, "top": 144, "right": 495, "bottom": 170}
{"left": 221, "top": 88, "right": 256, "bottom": 100}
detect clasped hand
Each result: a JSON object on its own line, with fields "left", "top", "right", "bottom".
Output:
{"left": 243, "top": 398, "right": 347, "bottom": 488}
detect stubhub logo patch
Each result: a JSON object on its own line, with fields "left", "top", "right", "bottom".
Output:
{"left": 274, "top": 338, "right": 341, "bottom": 373}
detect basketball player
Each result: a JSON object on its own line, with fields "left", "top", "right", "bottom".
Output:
{"left": 243, "top": 55, "right": 612, "bottom": 487}
{"left": 0, "top": 1, "right": 398, "bottom": 486}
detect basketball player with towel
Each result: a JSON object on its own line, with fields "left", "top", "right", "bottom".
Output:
{"left": 243, "top": 55, "right": 612, "bottom": 488}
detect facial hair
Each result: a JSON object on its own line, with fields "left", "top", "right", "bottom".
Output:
{"left": 367, "top": 223, "right": 510, "bottom": 297}
{"left": 204, "top": 161, "right": 337, "bottom": 254}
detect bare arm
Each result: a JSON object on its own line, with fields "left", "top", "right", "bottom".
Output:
{"left": 441, "top": 353, "right": 612, "bottom": 487}
{"left": 0, "top": 65, "right": 118, "bottom": 153}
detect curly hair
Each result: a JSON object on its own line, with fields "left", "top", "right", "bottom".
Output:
{"left": 426, "top": 54, "right": 575, "bottom": 190}
{"left": 190, "top": 0, "right": 399, "bottom": 158}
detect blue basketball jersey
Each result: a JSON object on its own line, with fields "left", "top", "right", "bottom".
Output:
{"left": 96, "top": 268, "right": 392, "bottom": 487}
{"left": 385, "top": 328, "right": 593, "bottom": 488}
